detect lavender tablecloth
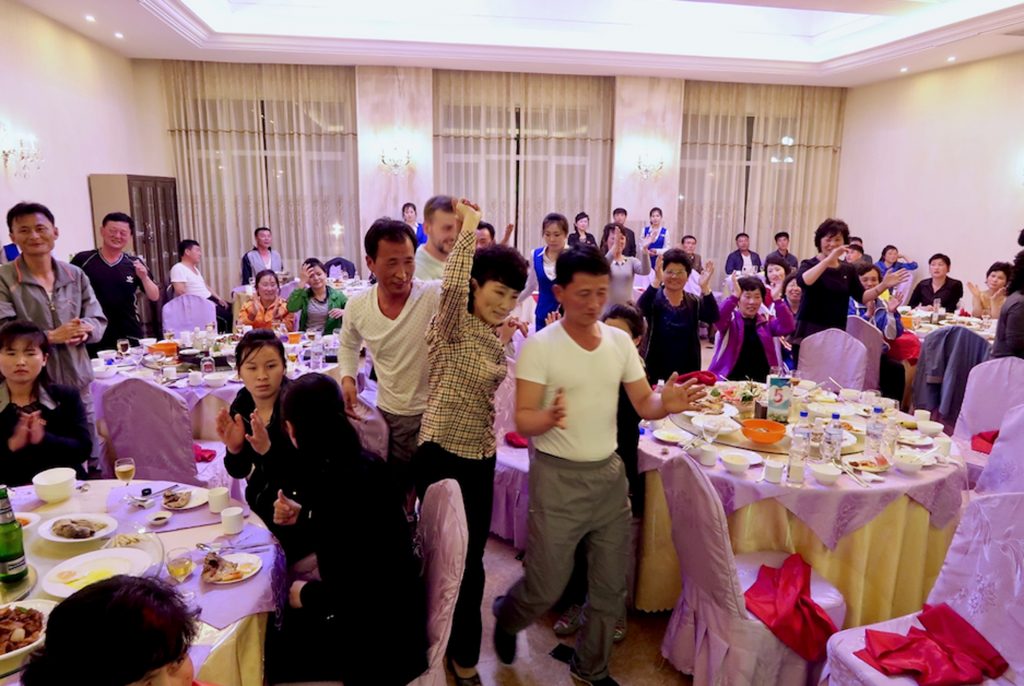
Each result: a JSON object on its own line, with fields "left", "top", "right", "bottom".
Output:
{"left": 107, "top": 481, "right": 250, "bottom": 534}
{"left": 638, "top": 436, "right": 967, "bottom": 550}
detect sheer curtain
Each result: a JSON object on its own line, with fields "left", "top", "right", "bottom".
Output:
{"left": 678, "top": 81, "right": 845, "bottom": 269}
{"left": 434, "top": 71, "right": 613, "bottom": 254}
{"left": 165, "top": 61, "right": 360, "bottom": 297}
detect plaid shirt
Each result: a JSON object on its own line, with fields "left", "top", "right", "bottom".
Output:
{"left": 238, "top": 296, "right": 294, "bottom": 331}
{"left": 419, "top": 224, "right": 506, "bottom": 459}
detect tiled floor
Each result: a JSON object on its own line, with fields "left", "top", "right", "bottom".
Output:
{"left": 459, "top": 536, "right": 692, "bottom": 686}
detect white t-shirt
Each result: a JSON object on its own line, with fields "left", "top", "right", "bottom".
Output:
{"left": 741, "top": 253, "right": 754, "bottom": 271}
{"left": 414, "top": 247, "right": 446, "bottom": 282}
{"left": 517, "top": 321, "right": 646, "bottom": 461}
{"left": 169, "top": 262, "right": 212, "bottom": 299}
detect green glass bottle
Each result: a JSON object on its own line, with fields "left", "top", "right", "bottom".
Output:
{"left": 0, "top": 486, "right": 27, "bottom": 584}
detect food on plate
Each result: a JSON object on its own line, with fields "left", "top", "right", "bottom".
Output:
{"left": 0, "top": 606, "right": 43, "bottom": 655}
{"left": 109, "top": 533, "right": 143, "bottom": 547}
{"left": 15, "top": 517, "right": 31, "bottom": 527}
{"left": 162, "top": 490, "right": 192, "bottom": 509}
{"left": 51, "top": 518, "right": 104, "bottom": 540}
{"left": 54, "top": 567, "right": 117, "bottom": 591}
{"left": 838, "top": 421, "right": 854, "bottom": 432}
{"left": 201, "top": 552, "right": 255, "bottom": 583}
{"left": 693, "top": 395, "right": 725, "bottom": 414}
{"left": 846, "top": 455, "right": 891, "bottom": 472}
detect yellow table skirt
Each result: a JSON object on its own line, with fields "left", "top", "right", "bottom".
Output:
{"left": 635, "top": 471, "right": 958, "bottom": 627}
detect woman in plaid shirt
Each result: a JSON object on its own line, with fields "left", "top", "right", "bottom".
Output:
{"left": 414, "top": 199, "right": 528, "bottom": 685}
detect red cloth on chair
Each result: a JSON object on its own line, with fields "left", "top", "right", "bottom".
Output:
{"left": 505, "top": 432, "right": 528, "bottom": 449}
{"left": 743, "top": 553, "right": 838, "bottom": 661}
{"left": 855, "top": 603, "right": 1008, "bottom": 686}
{"left": 192, "top": 444, "right": 216, "bottom": 463}
{"left": 970, "top": 431, "right": 999, "bottom": 455}
{"left": 888, "top": 331, "right": 922, "bottom": 363}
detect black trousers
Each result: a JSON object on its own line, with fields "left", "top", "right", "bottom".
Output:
{"left": 208, "top": 296, "right": 231, "bottom": 332}
{"left": 413, "top": 442, "right": 495, "bottom": 668}
{"left": 880, "top": 355, "right": 906, "bottom": 403}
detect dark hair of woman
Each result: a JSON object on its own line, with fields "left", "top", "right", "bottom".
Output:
{"left": 280, "top": 373, "right": 361, "bottom": 457}
{"left": 856, "top": 262, "right": 883, "bottom": 280}
{"left": 602, "top": 303, "right": 646, "bottom": 340}
{"left": 468, "top": 245, "right": 529, "bottom": 314}
{"left": 661, "top": 247, "right": 694, "bottom": 275}
{"left": 1008, "top": 250, "right": 1024, "bottom": 295}
{"left": 737, "top": 275, "right": 767, "bottom": 300}
{"left": 0, "top": 320, "right": 51, "bottom": 387}
{"left": 22, "top": 575, "right": 198, "bottom": 686}
{"left": 254, "top": 269, "right": 280, "bottom": 288}
{"left": 987, "top": 261, "right": 1012, "bottom": 280}
{"left": 235, "top": 328, "right": 286, "bottom": 368}
{"left": 812, "top": 218, "right": 850, "bottom": 251}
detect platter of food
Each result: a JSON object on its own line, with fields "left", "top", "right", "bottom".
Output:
{"left": 38, "top": 514, "right": 118, "bottom": 543}
{"left": 161, "top": 487, "right": 209, "bottom": 511}
{"left": 201, "top": 552, "right": 261, "bottom": 585}
{"left": 0, "top": 600, "right": 56, "bottom": 662}
{"left": 42, "top": 548, "right": 153, "bottom": 598}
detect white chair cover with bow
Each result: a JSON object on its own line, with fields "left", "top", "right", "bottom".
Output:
{"left": 353, "top": 390, "right": 389, "bottom": 461}
{"left": 823, "top": 492, "right": 1024, "bottom": 684}
{"left": 799, "top": 329, "right": 868, "bottom": 391}
{"left": 974, "top": 403, "right": 1024, "bottom": 495}
{"left": 953, "top": 357, "right": 1024, "bottom": 486}
{"left": 659, "top": 455, "right": 846, "bottom": 685}
{"left": 161, "top": 294, "right": 216, "bottom": 334}
{"left": 846, "top": 316, "right": 886, "bottom": 392}
{"left": 408, "top": 479, "right": 468, "bottom": 686}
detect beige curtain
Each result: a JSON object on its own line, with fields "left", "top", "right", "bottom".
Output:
{"left": 678, "top": 80, "right": 845, "bottom": 269}
{"left": 165, "top": 61, "right": 360, "bottom": 297}
{"left": 434, "top": 71, "right": 614, "bottom": 254}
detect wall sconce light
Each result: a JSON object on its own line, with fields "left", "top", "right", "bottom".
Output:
{"left": 330, "top": 222, "right": 343, "bottom": 239}
{"left": 636, "top": 154, "right": 663, "bottom": 180}
{"left": 380, "top": 147, "right": 411, "bottom": 175}
{"left": 0, "top": 121, "right": 42, "bottom": 178}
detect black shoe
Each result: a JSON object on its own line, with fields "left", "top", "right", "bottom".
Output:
{"left": 447, "top": 657, "right": 483, "bottom": 686}
{"left": 491, "top": 596, "right": 517, "bottom": 664}
{"left": 569, "top": 663, "right": 620, "bottom": 686}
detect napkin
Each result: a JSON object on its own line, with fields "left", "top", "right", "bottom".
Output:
{"left": 193, "top": 444, "right": 217, "bottom": 463}
{"left": 677, "top": 371, "right": 718, "bottom": 386}
{"left": 970, "top": 431, "right": 998, "bottom": 455}
{"left": 855, "top": 603, "right": 1008, "bottom": 686}
{"left": 505, "top": 432, "right": 528, "bottom": 449}
{"left": 743, "top": 553, "right": 838, "bottom": 661}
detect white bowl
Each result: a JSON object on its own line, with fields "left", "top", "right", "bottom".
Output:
{"left": 32, "top": 467, "right": 76, "bottom": 503}
{"left": 721, "top": 453, "right": 749, "bottom": 475}
{"left": 15, "top": 511, "right": 41, "bottom": 535}
{"left": 204, "top": 372, "right": 231, "bottom": 388}
{"left": 916, "top": 420, "right": 944, "bottom": 437}
{"left": 810, "top": 463, "right": 842, "bottom": 485}
{"left": 146, "top": 510, "right": 173, "bottom": 527}
{"left": 92, "top": 366, "right": 117, "bottom": 379}
{"left": 139, "top": 337, "right": 158, "bottom": 347}
{"left": 96, "top": 350, "right": 118, "bottom": 362}
{"left": 894, "top": 453, "right": 925, "bottom": 474}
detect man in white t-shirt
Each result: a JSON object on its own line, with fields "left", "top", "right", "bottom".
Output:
{"left": 413, "top": 195, "right": 459, "bottom": 281}
{"left": 493, "top": 245, "right": 705, "bottom": 686}
{"left": 338, "top": 218, "right": 441, "bottom": 514}
{"left": 169, "top": 239, "right": 230, "bottom": 330}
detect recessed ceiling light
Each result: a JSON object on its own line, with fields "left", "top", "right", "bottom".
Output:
{"left": 947, "top": 56, "right": 957, "bottom": 63}
{"left": 114, "top": 32, "right": 124, "bottom": 39}
{"left": 85, "top": 14, "right": 96, "bottom": 22}
{"left": 899, "top": 67, "right": 909, "bottom": 73}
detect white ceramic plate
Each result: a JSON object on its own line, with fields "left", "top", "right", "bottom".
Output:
{"left": 807, "top": 402, "right": 857, "bottom": 418}
{"left": 42, "top": 548, "right": 153, "bottom": 598}
{"left": 14, "top": 512, "right": 40, "bottom": 532}
{"left": 786, "top": 424, "right": 857, "bottom": 448}
{"left": 682, "top": 403, "right": 739, "bottom": 419}
{"left": 842, "top": 454, "right": 893, "bottom": 473}
{"left": 897, "top": 432, "right": 933, "bottom": 447}
{"left": 207, "top": 553, "right": 262, "bottom": 585}
{"left": 39, "top": 513, "right": 118, "bottom": 544}
{"left": 0, "top": 599, "right": 57, "bottom": 662}
{"left": 690, "top": 414, "right": 742, "bottom": 434}
{"left": 162, "top": 487, "right": 209, "bottom": 511}
{"left": 652, "top": 429, "right": 688, "bottom": 444}
{"left": 717, "top": 447, "right": 763, "bottom": 467}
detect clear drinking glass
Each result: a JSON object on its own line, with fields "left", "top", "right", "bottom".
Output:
{"left": 165, "top": 547, "right": 196, "bottom": 601}
{"left": 700, "top": 418, "right": 722, "bottom": 444}
{"left": 114, "top": 457, "right": 136, "bottom": 493}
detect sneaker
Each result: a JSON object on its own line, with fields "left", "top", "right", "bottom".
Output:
{"left": 613, "top": 615, "right": 627, "bottom": 643}
{"left": 569, "top": 663, "right": 620, "bottom": 686}
{"left": 553, "top": 604, "right": 586, "bottom": 636}
{"left": 492, "top": 596, "right": 517, "bottom": 664}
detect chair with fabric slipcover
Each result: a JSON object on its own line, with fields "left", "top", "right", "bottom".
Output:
{"left": 974, "top": 403, "right": 1024, "bottom": 495}
{"left": 408, "top": 479, "right": 468, "bottom": 686}
{"left": 161, "top": 294, "right": 216, "bottom": 334}
{"left": 659, "top": 454, "right": 846, "bottom": 685}
{"left": 491, "top": 356, "right": 530, "bottom": 551}
{"left": 324, "top": 257, "right": 357, "bottom": 280}
{"left": 799, "top": 329, "right": 868, "bottom": 391}
{"left": 912, "top": 326, "right": 991, "bottom": 431}
{"left": 822, "top": 492, "right": 1024, "bottom": 684}
{"left": 952, "top": 357, "right": 1024, "bottom": 487}
{"left": 846, "top": 316, "right": 886, "bottom": 392}
{"left": 101, "top": 378, "right": 226, "bottom": 487}
{"left": 351, "top": 390, "right": 389, "bottom": 462}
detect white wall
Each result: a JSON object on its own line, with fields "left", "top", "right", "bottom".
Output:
{"left": 0, "top": 0, "right": 173, "bottom": 258}
{"left": 837, "top": 51, "right": 1024, "bottom": 288}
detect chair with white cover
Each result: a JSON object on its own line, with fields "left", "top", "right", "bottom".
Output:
{"left": 352, "top": 390, "right": 389, "bottom": 461}
{"left": 280, "top": 280, "right": 299, "bottom": 300}
{"left": 408, "top": 479, "right": 468, "bottom": 686}
{"left": 799, "top": 329, "right": 868, "bottom": 391}
{"left": 822, "top": 492, "right": 1024, "bottom": 684}
{"left": 952, "top": 357, "right": 1024, "bottom": 487}
{"left": 101, "top": 378, "right": 225, "bottom": 487}
{"left": 845, "top": 317, "right": 886, "bottom": 391}
{"left": 974, "top": 403, "right": 1024, "bottom": 495}
{"left": 659, "top": 455, "right": 846, "bottom": 685}
{"left": 161, "top": 294, "right": 216, "bottom": 333}
{"left": 491, "top": 356, "right": 530, "bottom": 551}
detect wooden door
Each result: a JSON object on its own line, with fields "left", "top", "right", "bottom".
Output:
{"left": 128, "top": 176, "right": 181, "bottom": 335}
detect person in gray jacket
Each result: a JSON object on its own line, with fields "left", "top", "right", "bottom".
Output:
{"left": 0, "top": 202, "right": 107, "bottom": 458}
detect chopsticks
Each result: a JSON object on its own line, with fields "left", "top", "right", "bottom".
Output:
{"left": 836, "top": 462, "right": 870, "bottom": 488}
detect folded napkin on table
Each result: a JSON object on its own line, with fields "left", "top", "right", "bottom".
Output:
{"left": 743, "top": 553, "right": 838, "bottom": 661}
{"left": 855, "top": 602, "right": 1008, "bottom": 686}
{"left": 193, "top": 444, "right": 216, "bottom": 463}
{"left": 970, "top": 431, "right": 998, "bottom": 455}
{"left": 505, "top": 432, "right": 528, "bottom": 449}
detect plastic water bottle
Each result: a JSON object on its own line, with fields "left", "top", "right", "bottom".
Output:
{"left": 788, "top": 411, "right": 811, "bottom": 483}
{"left": 821, "top": 412, "right": 844, "bottom": 463}
{"left": 865, "top": 407, "right": 885, "bottom": 459}
{"left": 309, "top": 341, "right": 325, "bottom": 371}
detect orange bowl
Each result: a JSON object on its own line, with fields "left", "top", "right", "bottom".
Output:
{"left": 740, "top": 419, "right": 786, "bottom": 445}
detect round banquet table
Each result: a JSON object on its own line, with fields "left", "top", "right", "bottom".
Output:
{"left": 633, "top": 425, "right": 968, "bottom": 628}
{"left": 0, "top": 480, "right": 280, "bottom": 685}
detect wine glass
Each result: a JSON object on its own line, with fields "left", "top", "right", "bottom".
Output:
{"left": 225, "top": 352, "right": 237, "bottom": 378}
{"left": 127, "top": 346, "right": 144, "bottom": 369}
{"left": 114, "top": 458, "right": 136, "bottom": 497}
{"left": 165, "top": 547, "right": 196, "bottom": 601}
